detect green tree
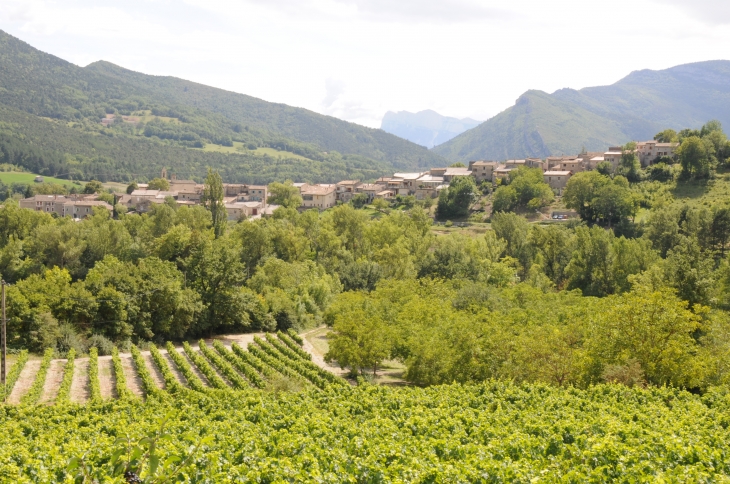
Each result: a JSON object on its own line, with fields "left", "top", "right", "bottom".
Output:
{"left": 147, "top": 178, "right": 170, "bottom": 191}
{"left": 619, "top": 147, "right": 641, "bottom": 182}
{"left": 492, "top": 167, "right": 553, "bottom": 213}
{"left": 202, "top": 168, "right": 226, "bottom": 238}
{"left": 528, "top": 225, "right": 573, "bottom": 286}
{"left": 125, "top": 182, "right": 138, "bottom": 194}
{"left": 83, "top": 180, "right": 104, "bottom": 194}
{"left": 436, "top": 176, "right": 476, "bottom": 220}
{"left": 350, "top": 193, "right": 369, "bottom": 209}
{"left": 565, "top": 226, "right": 615, "bottom": 297}
{"left": 587, "top": 287, "right": 704, "bottom": 387}
{"left": 268, "top": 181, "right": 303, "bottom": 208}
{"left": 664, "top": 235, "right": 714, "bottom": 306}
{"left": 596, "top": 161, "right": 613, "bottom": 176}
{"left": 654, "top": 129, "right": 678, "bottom": 143}
{"left": 679, "top": 136, "right": 712, "bottom": 179}
{"left": 325, "top": 292, "right": 392, "bottom": 376}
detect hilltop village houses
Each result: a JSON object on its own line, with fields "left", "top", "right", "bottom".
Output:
{"left": 289, "top": 139, "right": 679, "bottom": 204}
{"left": 17, "top": 139, "right": 678, "bottom": 219}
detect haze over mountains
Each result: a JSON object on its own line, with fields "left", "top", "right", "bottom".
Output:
{"left": 433, "top": 60, "right": 730, "bottom": 161}
{"left": 380, "top": 110, "right": 481, "bottom": 148}
{"left": 0, "top": 29, "right": 444, "bottom": 184}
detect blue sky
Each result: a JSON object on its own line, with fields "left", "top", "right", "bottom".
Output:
{"left": 1, "top": 0, "right": 728, "bottom": 128}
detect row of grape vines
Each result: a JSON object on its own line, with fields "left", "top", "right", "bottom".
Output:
{"left": 3, "top": 379, "right": 729, "bottom": 482}
{"left": 0, "top": 332, "right": 342, "bottom": 405}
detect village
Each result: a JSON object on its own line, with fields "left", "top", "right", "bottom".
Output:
{"left": 17, "top": 139, "right": 679, "bottom": 220}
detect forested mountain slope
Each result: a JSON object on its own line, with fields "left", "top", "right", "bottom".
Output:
{"left": 434, "top": 60, "right": 730, "bottom": 161}
{"left": 0, "top": 30, "right": 443, "bottom": 182}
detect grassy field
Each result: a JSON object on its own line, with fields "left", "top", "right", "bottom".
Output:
{"left": 197, "top": 141, "right": 312, "bottom": 161}
{"left": 671, "top": 172, "right": 730, "bottom": 209}
{"left": 0, "top": 172, "right": 81, "bottom": 187}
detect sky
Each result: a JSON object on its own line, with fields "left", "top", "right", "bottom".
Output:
{"left": 1, "top": 0, "right": 729, "bottom": 128}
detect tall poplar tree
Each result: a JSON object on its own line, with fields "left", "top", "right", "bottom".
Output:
{"left": 203, "top": 168, "right": 226, "bottom": 238}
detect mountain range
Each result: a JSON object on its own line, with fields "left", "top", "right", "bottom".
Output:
{"left": 0, "top": 29, "right": 444, "bottom": 184}
{"left": 380, "top": 110, "right": 480, "bottom": 148}
{"left": 434, "top": 61, "right": 730, "bottom": 161}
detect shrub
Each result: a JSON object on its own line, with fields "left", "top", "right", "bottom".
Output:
{"left": 55, "top": 323, "right": 86, "bottom": 356}
{"left": 87, "top": 334, "right": 115, "bottom": 356}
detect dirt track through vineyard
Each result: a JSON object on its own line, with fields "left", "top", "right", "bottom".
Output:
{"left": 70, "top": 359, "right": 90, "bottom": 403}
{"left": 1, "top": 331, "right": 342, "bottom": 405}
{"left": 98, "top": 357, "right": 117, "bottom": 399}
{"left": 39, "top": 359, "right": 65, "bottom": 404}
{"left": 8, "top": 359, "right": 41, "bottom": 404}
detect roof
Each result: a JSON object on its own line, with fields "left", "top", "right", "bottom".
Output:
{"left": 470, "top": 161, "right": 498, "bottom": 166}
{"left": 22, "top": 195, "right": 68, "bottom": 202}
{"left": 64, "top": 200, "right": 113, "bottom": 208}
{"left": 131, "top": 189, "right": 178, "bottom": 198}
{"left": 495, "top": 166, "right": 516, "bottom": 173}
{"left": 377, "top": 190, "right": 394, "bottom": 195}
{"left": 393, "top": 172, "right": 424, "bottom": 180}
{"left": 131, "top": 189, "right": 160, "bottom": 196}
{"left": 417, "top": 175, "right": 445, "bottom": 183}
{"left": 443, "top": 168, "right": 472, "bottom": 176}
{"left": 301, "top": 184, "right": 336, "bottom": 195}
{"left": 336, "top": 180, "right": 361, "bottom": 186}
{"left": 544, "top": 171, "right": 572, "bottom": 176}
{"left": 226, "top": 201, "right": 262, "bottom": 208}
{"left": 359, "top": 183, "right": 380, "bottom": 190}
{"left": 604, "top": 152, "right": 622, "bottom": 155}
{"left": 590, "top": 156, "right": 605, "bottom": 161}
{"left": 656, "top": 143, "right": 679, "bottom": 147}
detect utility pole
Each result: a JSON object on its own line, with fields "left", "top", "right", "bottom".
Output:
{"left": 1, "top": 280, "right": 6, "bottom": 403}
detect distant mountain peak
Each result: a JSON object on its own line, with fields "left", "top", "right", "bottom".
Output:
{"left": 433, "top": 60, "right": 730, "bottom": 162}
{"left": 381, "top": 110, "right": 481, "bottom": 148}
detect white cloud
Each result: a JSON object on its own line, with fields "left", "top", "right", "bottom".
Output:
{"left": 0, "top": 0, "right": 729, "bottom": 128}
{"left": 651, "top": 0, "right": 730, "bottom": 24}
{"left": 322, "top": 79, "right": 346, "bottom": 109}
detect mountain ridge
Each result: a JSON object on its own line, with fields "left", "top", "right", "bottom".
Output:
{"left": 434, "top": 60, "right": 730, "bottom": 161}
{"left": 0, "top": 29, "right": 445, "bottom": 182}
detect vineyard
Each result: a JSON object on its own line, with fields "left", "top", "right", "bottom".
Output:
{"left": 1, "top": 330, "right": 341, "bottom": 405}
{"left": 2, "top": 332, "right": 730, "bottom": 481}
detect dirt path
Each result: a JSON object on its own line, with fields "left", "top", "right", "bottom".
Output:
{"left": 98, "top": 356, "right": 117, "bottom": 400}
{"left": 162, "top": 352, "right": 187, "bottom": 387}
{"left": 301, "top": 327, "right": 348, "bottom": 377}
{"left": 178, "top": 349, "right": 211, "bottom": 387}
{"left": 120, "top": 355, "right": 144, "bottom": 397}
{"left": 7, "top": 359, "right": 41, "bottom": 404}
{"left": 212, "top": 333, "right": 259, "bottom": 350}
{"left": 39, "top": 359, "right": 66, "bottom": 405}
{"left": 143, "top": 353, "right": 166, "bottom": 390}
{"left": 70, "top": 359, "right": 90, "bottom": 404}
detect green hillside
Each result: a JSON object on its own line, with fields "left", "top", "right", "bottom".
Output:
{"left": 0, "top": 29, "right": 443, "bottom": 183}
{"left": 434, "top": 60, "right": 730, "bottom": 161}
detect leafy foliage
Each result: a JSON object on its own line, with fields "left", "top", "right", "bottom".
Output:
{"left": 3, "top": 381, "right": 730, "bottom": 481}
{"left": 0, "top": 349, "right": 27, "bottom": 401}
{"left": 55, "top": 349, "right": 76, "bottom": 403}
{"left": 492, "top": 167, "right": 554, "bottom": 212}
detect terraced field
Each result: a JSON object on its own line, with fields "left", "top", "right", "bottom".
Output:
{"left": 1, "top": 330, "right": 346, "bottom": 405}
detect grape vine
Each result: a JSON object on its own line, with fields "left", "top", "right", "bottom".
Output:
{"left": 55, "top": 349, "right": 76, "bottom": 404}
{"left": 20, "top": 348, "right": 54, "bottom": 405}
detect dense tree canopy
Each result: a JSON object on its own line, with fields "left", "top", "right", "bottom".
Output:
{"left": 492, "top": 167, "right": 554, "bottom": 213}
